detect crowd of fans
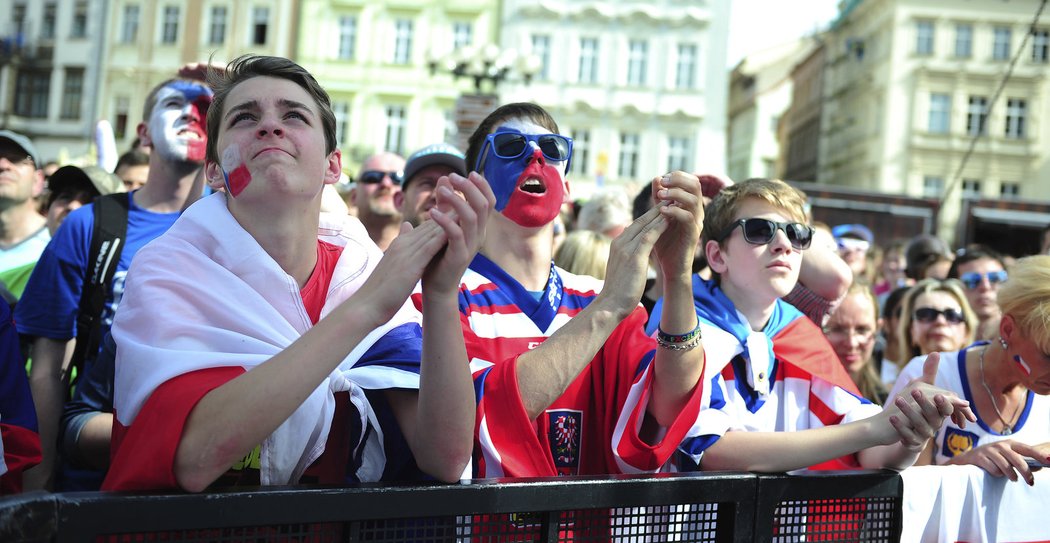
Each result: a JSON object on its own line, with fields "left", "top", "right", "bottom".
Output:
{"left": 0, "top": 55, "right": 1047, "bottom": 502}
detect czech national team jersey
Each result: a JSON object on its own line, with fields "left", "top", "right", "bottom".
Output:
{"left": 413, "top": 254, "right": 703, "bottom": 478}
{"left": 888, "top": 345, "right": 1050, "bottom": 465}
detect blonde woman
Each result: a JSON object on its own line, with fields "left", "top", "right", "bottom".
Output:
{"left": 887, "top": 256, "right": 1050, "bottom": 484}
{"left": 554, "top": 230, "right": 611, "bottom": 280}
{"left": 823, "top": 283, "right": 889, "bottom": 404}
{"left": 894, "top": 278, "right": 977, "bottom": 374}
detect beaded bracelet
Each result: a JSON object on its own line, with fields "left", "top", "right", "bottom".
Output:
{"left": 656, "top": 322, "right": 702, "bottom": 351}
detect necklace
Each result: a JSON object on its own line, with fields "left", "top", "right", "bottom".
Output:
{"left": 979, "top": 346, "right": 1020, "bottom": 435}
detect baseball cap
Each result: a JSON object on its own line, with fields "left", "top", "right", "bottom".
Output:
{"left": 0, "top": 129, "right": 39, "bottom": 168}
{"left": 402, "top": 143, "right": 467, "bottom": 190}
{"left": 831, "top": 223, "right": 874, "bottom": 245}
{"left": 47, "top": 165, "right": 124, "bottom": 202}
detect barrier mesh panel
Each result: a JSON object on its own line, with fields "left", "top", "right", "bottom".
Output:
{"left": 771, "top": 497, "right": 899, "bottom": 543}
{"left": 95, "top": 522, "right": 342, "bottom": 542}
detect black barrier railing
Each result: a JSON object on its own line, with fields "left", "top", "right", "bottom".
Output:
{"left": 0, "top": 470, "right": 902, "bottom": 542}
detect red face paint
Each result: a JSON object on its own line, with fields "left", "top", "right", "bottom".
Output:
{"left": 226, "top": 165, "right": 251, "bottom": 197}
{"left": 500, "top": 148, "right": 565, "bottom": 228}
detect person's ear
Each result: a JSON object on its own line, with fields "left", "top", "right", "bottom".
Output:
{"left": 323, "top": 148, "right": 342, "bottom": 185}
{"left": 999, "top": 313, "right": 1016, "bottom": 345}
{"left": 706, "top": 240, "right": 728, "bottom": 274}
{"left": 136, "top": 122, "right": 152, "bottom": 149}
{"left": 204, "top": 162, "right": 226, "bottom": 192}
{"left": 394, "top": 190, "right": 405, "bottom": 211}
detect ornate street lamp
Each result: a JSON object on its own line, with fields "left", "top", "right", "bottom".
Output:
{"left": 427, "top": 44, "right": 542, "bottom": 95}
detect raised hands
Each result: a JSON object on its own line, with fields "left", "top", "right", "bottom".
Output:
{"left": 597, "top": 204, "right": 670, "bottom": 317}
{"left": 650, "top": 172, "right": 704, "bottom": 281}
{"left": 882, "top": 353, "right": 977, "bottom": 451}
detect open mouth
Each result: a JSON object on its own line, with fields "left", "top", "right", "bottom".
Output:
{"left": 519, "top": 177, "right": 546, "bottom": 194}
{"left": 177, "top": 128, "right": 204, "bottom": 140}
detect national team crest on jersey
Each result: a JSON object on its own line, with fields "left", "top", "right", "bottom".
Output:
{"left": 942, "top": 427, "right": 978, "bottom": 458}
{"left": 548, "top": 409, "right": 582, "bottom": 475}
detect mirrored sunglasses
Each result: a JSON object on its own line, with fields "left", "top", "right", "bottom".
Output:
{"left": 914, "top": 307, "right": 965, "bottom": 324}
{"left": 718, "top": 218, "right": 814, "bottom": 250}
{"left": 837, "top": 237, "right": 871, "bottom": 253}
{"left": 959, "top": 270, "right": 1008, "bottom": 290}
{"left": 359, "top": 170, "right": 403, "bottom": 185}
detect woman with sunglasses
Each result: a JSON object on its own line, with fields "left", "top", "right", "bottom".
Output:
{"left": 894, "top": 279, "right": 977, "bottom": 375}
{"left": 948, "top": 245, "right": 1008, "bottom": 341}
{"left": 887, "top": 256, "right": 1050, "bottom": 484}
{"left": 659, "top": 178, "right": 973, "bottom": 474}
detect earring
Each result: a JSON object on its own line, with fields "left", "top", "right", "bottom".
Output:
{"left": 999, "top": 337, "right": 1008, "bottom": 350}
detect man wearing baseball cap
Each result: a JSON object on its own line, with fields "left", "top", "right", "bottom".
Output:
{"left": 0, "top": 130, "right": 47, "bottom": 300}
{"left": 396, "top": 143, "right": 467, "bottom": 227}
{"left": 832, "top": 223, "right": 874, "bottom": 282}
{"left": 44, "top": 165, "right": 124, "bottom": 235}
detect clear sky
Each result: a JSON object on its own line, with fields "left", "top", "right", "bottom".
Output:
{"left": 726, "top": 0, "right": 841, "bottom": 68}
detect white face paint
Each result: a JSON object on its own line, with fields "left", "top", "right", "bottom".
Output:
{"left": 220, "top": 144, "right": 252, "bottom": 197}
{"left": 147, "top": 85, "right": 208, "bottom": 164}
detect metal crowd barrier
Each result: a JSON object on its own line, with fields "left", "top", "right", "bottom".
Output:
{"left": 0, "top": 470, "right": 902, "bottom": 542}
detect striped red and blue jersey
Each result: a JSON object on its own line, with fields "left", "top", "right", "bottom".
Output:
{"left": 413, "top": 254, "right": 702, "bottom": 478}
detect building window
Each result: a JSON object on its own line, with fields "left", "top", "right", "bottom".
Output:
{"left": 71, "top": 0, "right": 88, "bottom": 39}
{"left": 14, "top": 70, "right": 50, "bottom": 118}
{"left": 338, "top": 16, "right": 356, "bottom": 59}
{"left": 993, "top": 26, "right": 1011, "bottom": 60}
{"left": 209, "top": 6, "right": 227, "bottom": 45}
{"left": 252, "top": 6, "right": 269, "bottom": 45}
{"left": 676, "top": 44, "right": 697, "bottom": 90}
{"left": 915, "top": 20, "right": 934, "bottom": 56}
{"left": 570, "top": 129, "right": 589, "bottom": 176}
{"left": 1000, "top": 182, "right": 1020, "bottom": 198}
{"left": 961, "top": 179, "right": 981, "bottom": 198}
{"left": 578, "top": 37, "right": 598, "bottom": 84}
{"left": 667, "top": 137, "right": 690, "bottom": 172}
{"left": 121, "top": 4, "right": 140, "bottom": 43}
{"left": 627, "top": 40, "right": 648, "bottom": 86}
{"left": 1033, "top": 30, "right": 1049, "bottom": 63}
{"left": 618, "top": 133, "right": 639, "bottom": 179}
{"left": 384, "top": 105, "right": 406, "bottom": 155}
{"left": 954, "top": 24, "right": 972, "bottom": 58}
{"left": 453, "top": 22, "right": 472, "bottom": 50}
{"left": 114, "top": 96, "right": 130, "bottom": 139}
{"left": 333, "top": 102, "right": 349, "bottom": 145}
{"left": 966, "top": 96, "right": 987, "bottom": 136}
{"left": 12, "top": 2, "right": 25, "bottom": 37}
{"left": 1005, "top": 98, "right": 1027, "bottom": 139}
{"left": 443, "top": 109, "right": 456, "bottom": 143}
{"left": 41, "top": 2, "right": 56, "bottom": 40}
{"left": 161, "top": 5, "right": 180, "bottom": 44}
{"left": 531, "top": 34, "right": 550, "bottom": 80}
{"left": 928, "top": 93, "right": 951, "bottom": 134}
{"left": 393, "top": 19, "right": 413, "bottom": 65}
{"left": 922, "top": 176, "right": 944, "bottom": 198}
{"left": 60, "top": 68, "right": 84, "bottom": 120}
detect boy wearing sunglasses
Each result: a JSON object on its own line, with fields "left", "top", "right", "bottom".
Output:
{"left": 657, "top": 177, "right": 974, "bottom": 473}
{"left": 426, "top": 102, "right": 706, "bottom": 479}
{"left": 948, "top": 245, "right": 1008, "bottom": 341}
{"left": 349, "top": 152, "right": 405, "bottom": 251}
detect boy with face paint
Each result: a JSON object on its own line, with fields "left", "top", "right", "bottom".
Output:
{"left": 104, "top": 56, "right": 490, "bottom": 491}
{"left": 423, "top": 102, "right": 706, "bottom": 478}
{"left": 16, "top": 75, "right": 215, "bottom": 491}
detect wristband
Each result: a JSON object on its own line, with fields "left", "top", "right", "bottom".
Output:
{"left": 656, "top": 322, "right": 702, "bottom": 351}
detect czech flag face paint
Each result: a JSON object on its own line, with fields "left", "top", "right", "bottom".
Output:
{"left": 478, "top": 121, "right": 569, "bottom": 229}
{"left": 147, "top": 81, "right": 213, "bottom": 164}
{"left": 220, "top": 144, "right": 251, "bottom": 197}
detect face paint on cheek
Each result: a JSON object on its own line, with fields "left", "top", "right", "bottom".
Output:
{"left": 1015, "top": 355, "right": 1033, "bottom": 376}
{"left": 483, "top": 146, "right": 564, "bottom": 228}
{"left": 221, "top": 145, "right": 251, "bottom": 197}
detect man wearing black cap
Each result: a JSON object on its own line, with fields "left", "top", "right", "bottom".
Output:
{"left": 44, "top": 165, "right": 124, "bottom": 235}
{"left": 0, "top": 130, "right": 47, "bottom": 300}
{"left": 396, "top": 143, "right": 467, "bottom": 227}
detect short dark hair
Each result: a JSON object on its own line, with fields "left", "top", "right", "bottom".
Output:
{"left": 632, "top": 184, "right": 653, "bottom": 220}
{"left": 947, "top": 244, "right": 1005, "bottom": 278}
{"left": 205, "top": 55, "right": 337, "bottom": 165}
{"left": 115, "top": 149, "right": 150, "bottom": 172}
{"left": 465, "top": 102, "right": 559, "bottom": 174}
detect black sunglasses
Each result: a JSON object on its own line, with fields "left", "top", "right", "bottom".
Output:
{"left": 359, "top": 170, "right": 403, "bottom": 185}
{"left": 718, "top": 218, "right": 814, "bottom": 250}
{"left": 913, "top": 307, "right": 965, "bottom": 324}
{"left": 475, "top": 132, "right": 573, "bottom": 172}
{"left": 959, "top": 270, "right": 1008, "bottom": 290}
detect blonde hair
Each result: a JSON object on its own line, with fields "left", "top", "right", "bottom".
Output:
{"left": 829, "top": 283, "right": 888, "bottom": 403}
{"left": 895, "top": 278, "right": 977, "bottom": 366}
{"left": 997, "top": 255, "right": 1050, "bottom": 353}
{"left": 554, "top": 230, "right": 611, "bottom": 280}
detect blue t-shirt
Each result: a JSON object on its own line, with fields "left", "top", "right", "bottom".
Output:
{"left": 15, "top": 192, "right": 180, "bottom": 348}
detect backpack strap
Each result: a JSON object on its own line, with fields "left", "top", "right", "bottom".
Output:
{"left": 69, "top": 193, "right": 130, "bottom": 388}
